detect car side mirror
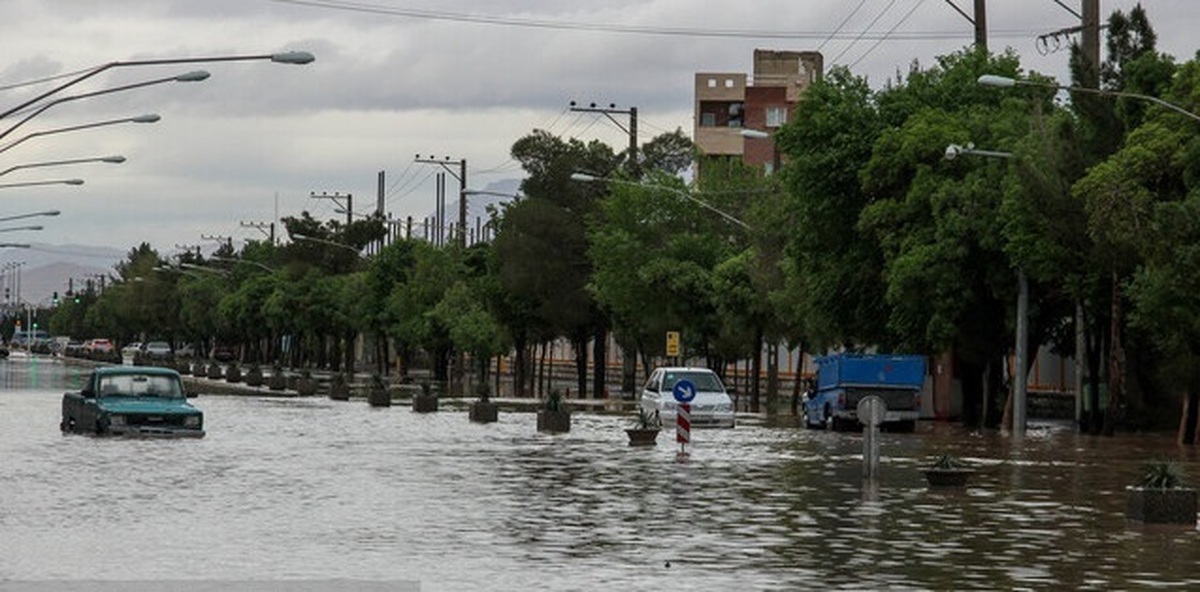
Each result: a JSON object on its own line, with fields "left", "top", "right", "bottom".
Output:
{"left": 186, "top": 391, "right": 198, "bottom": 399}
{"left": 81, "top": 389, "right": 95, "bottom": 399}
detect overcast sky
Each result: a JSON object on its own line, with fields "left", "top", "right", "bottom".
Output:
{"left": 1, "top": 0, "right": 1196, "bottom": 259}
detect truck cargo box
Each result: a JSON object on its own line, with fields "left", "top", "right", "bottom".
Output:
{"left": 815, "top": 354, "right": 926, "bottom": 392}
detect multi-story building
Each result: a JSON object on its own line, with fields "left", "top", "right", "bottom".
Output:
{"left": 693, "top": 49, "right": 823, "bottom": 174}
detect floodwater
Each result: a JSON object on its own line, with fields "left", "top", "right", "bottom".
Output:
{"left": 1, "top": 357, "right": 1198, "bottom": 590}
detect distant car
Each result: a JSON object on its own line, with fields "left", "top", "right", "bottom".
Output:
{"left": 640, "top": 367, "right": 736, "bottom": 428}
{"left": 209, "top": 344, "right": 237, "bottom": 362}
{"left": 83, "top": 338, "right": 115, "bottom": 355}
{"left": 122, "top": 342, "right": 143, "bottom": 355}
{"left": 61, "top": 366, "right": 204, "bottom": 437}
{"left": 176, "top": 343, "right": 197, "bottom": 358}
{"left": 143, "top": 341, "right": 174, "bottom": 360}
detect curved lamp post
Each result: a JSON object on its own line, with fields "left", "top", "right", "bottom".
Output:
{"left": 0, "top": 114, "right": 159, "bottom": 156}
{"left": 1, "top": 51, "right": 315, "bottom": 121}
{"left": 209, "top": 255, "right": 277, "bottom": 273}
{"left": 291, "top": 232, "right": 363, "bottom": 255}
{"left": 978, "top": 74, "right": 1200, "bottom": 124}
{"left": 0, "top": 243, "right": 30, "bottom": 248}
{"left": 979, "top": 74, "right": 1200, "bottom": 434}
{"left": 0, "top": 225, "right": 43, "bottom": 233}
{"left": 944, "top": 140, "right": 1029, "bottom": 436}
{"left": 570, "top": 173, "right": 750, "bottom": 229}
{"left": 0, "top": 155, "right": 125, "bottom": 178}
{"left": 0, "top": 178, "right": 84, "bottom": 189}
{"left": 741, "top": 128, "right": 782, "bottom": 174}
{"left": 0, "top": 71, "right": 207, "bottom": 142}
{"left": 0, "top": 210, "right": 59, "bottom": 223}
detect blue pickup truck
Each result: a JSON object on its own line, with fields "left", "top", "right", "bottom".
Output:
{"left": 803, "top": 353, "right": 926, "bottom": 432}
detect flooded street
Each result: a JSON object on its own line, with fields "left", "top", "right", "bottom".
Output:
{"left": 2, "top": 358, "right": 1198, "bottom": 590}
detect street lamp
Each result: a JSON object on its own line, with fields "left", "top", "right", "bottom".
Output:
{"left": 944, "top": 141, "right": 1029, "bottom": 436}
{"left": 0, "top": 243, "right": 30, "bottom": 248}
{"left": 1, "top": 50, "right": 315, "bottom": 121}
{"left": 291, "top": 232, "right": 363, "bottom": 255}
{"left": 0, "top": 155, "right": 125, "bottom": 178}
{"left": 209, "top": 255, "right": 277, "bottom": 273}
{"left": 570, "top": 173, "right": 750, "bottom": 229}
{"left": 0, "top": 71, "right": 207, "bottom": 142}
{"left": 0, "top": 178, "right": 84, "bottom": 189}
{"left": 0, "top": 225, "right": 44, "bottom": 233}
{"left": 0, "top": 114, "right": 159, "bottom": 156}
{"left": 978, "top": 74, "right": 1200, "bottom": 124}
{"left": 740, "top": 128, "right": 782, "bottom": 174}
{"left": 0, "top": 210, "right": 59, "bottom": 223}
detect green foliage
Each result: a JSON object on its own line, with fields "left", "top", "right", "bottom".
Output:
{"left": 632, "top": 407, "right": 658, "bottom": 429}
{"left": 1137, "top": 459, "right": 1185, "bottom": 489}
{"left": 543, "top": 389, "right": 565, "bottom": 412}
{"left": 930, "top": 454, "right": 967, "bottom": 470}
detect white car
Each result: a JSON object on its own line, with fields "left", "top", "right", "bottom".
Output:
{"left": 640, "top": 367, "right": 735, "bottom": 428}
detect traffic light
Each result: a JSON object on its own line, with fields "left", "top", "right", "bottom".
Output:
{"left": 52, "top": 291, "right": 59, "bottom": 305}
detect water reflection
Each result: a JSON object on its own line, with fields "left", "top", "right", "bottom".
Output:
{"left": 1, "top": 360, "right": 1197, "bottom": 590}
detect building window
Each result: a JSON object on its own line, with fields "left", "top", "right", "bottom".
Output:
{"left": 725, "top": 78, "right": 734, "bottom": 88}
{"left": 708, "top": 78, "right": 716, "bottom": 88}
{"left": 701, "top": 112, "right": 716, "bottom": 127}
{"left": 766, "top": 106, "right": 787, "bottom": 128}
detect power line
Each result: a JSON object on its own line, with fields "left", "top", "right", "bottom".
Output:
{"left": 829, "top": 0, "right": 901, "bottom": 68}
{"left": 849, "top": 0, "right": 932, "bottom": 70}
{"left": 819, "top": 0, "right": 869, "bottom": 52}
{"left": 269, "top": 0, "right": 1036, "bottom": 41}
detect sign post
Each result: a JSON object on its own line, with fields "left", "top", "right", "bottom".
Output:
{"left": 857, "top": 395, "right": 887, "bottom": 480}
{"left": 672, "top": 379, "right": 696, "bottom": 460}
{"left": 665, "top": 331, "right": 680, "bottom": 360}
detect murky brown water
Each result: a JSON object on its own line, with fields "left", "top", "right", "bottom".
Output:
{"left": 2, "top": 357, "right": 1197, "bottom": 590}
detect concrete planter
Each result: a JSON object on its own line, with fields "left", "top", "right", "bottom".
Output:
{"left": 625, "top": 428, "right": 660, "bottom": 446}
{"left": 244, "top": 366, "right": 264, "bottom": 387}
{"left": 537, "top": 409, "right": 571, "bottom": 434}
{"left": 367, "top": 387, "right": 391, "bottom": 407}
{"left": 206, "top": 364, "right": 223, "bottom": 380}
{"left": 225, "top": 364, "right": 243, "bottom": 384}
{"left": 469, "top": 400, "right": 498, "bottom": 423}
{"left": 1126, "top": 487, "right": 1198, "bottom": 525}
{"left": 328, "top": 380, "right": 350, "bottom": 401}
{"left": 296, "top": 377, "right": 318, "bottom": 397}
{"left": 412, "top": 393, "right": 438, "bottom": 413}
{"left": 922, "top": 468, "right": 975, "bottom": 488}
{"left": 268, "top": 371, "right": 287, "bottom": 391}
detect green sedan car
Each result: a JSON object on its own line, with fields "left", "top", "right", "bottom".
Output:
{"left": 61, "top": 366, "right": 205, "bottom": 438}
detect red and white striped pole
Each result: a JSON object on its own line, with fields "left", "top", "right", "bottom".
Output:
{"left": 676, "top": 403, "right": 691, "bottom": 456}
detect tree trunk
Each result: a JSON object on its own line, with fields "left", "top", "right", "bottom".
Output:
{"left": 510, "top": 333, "right": 526, "bottom": 397}
{"left": 593, "top": 326, "right": 607, "bottom": 399}
{"left": 574, "top": 336, "right": 588, "bottom": 400}
{"left": 1104, "top": 270, "right": 1125, "bottom": 436}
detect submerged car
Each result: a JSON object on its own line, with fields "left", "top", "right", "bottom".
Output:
{"left": 61, "top": 366, "right": 204, "bottom": 438}
{"left": 640, "top": 367, "right": 736, "bottom": 428}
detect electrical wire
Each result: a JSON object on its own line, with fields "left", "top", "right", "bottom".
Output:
{"left": 268, "top": 0, "right": 1026, "bottom": 41}
{"left": 819, "top": 0, "right": 868, "bottom": 52}
{"left": 849, "top": 0, "right": 931, "bottom": 70}
{"left": 828, "top": 0, "right": 901, "bottom": 68}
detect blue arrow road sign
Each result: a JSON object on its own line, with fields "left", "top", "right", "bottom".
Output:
{"left": 672, "top": 379, "right": 697, "bottom": 403}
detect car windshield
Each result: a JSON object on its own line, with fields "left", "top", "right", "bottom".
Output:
{"left": 97, "top": 374, "right": 184, "bottom": 398}
{"left": 662, "top": 370, "right": 725, "bottom": 393}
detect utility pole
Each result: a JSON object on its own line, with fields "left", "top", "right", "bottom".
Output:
{"left": 943, "top": 0, "right": 987, "bottom": 50}
{"left": 311, "top": 191, "right": 352, "bottom": 226}
{"left": 568, "top": 101, "right": 639, "bottom": 176}
{"left": 241, "top": 220, "right": 275, "bottom": 245}
{"left": 415, "top": 155, "right": 467, "bottom": 248}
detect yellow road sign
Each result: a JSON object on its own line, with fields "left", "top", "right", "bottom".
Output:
{"left": 666, "top": 331, "right": 680, "bottom": 357}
